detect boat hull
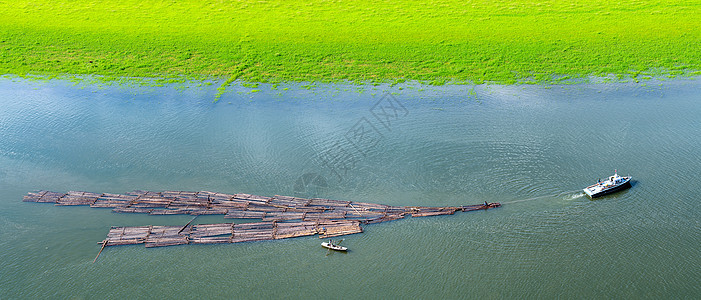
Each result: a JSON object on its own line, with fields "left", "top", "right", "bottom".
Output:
{"left": 321, "top": 242, "right": 347, "bottom": 251}
{"left": 584, "top": 178, "right": 631, "bottom": 198}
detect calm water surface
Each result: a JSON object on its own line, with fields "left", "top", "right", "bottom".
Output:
{"left": 1, "top": 78, "right": 699, "bottom": 298}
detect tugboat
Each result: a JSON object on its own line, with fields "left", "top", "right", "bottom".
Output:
{"left": 583, "top": 170, "right": 632, "bottom": 198}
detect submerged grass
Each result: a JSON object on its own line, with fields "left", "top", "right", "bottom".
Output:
{"left": 1, "top": 0, "right": 699, "bottom": 85}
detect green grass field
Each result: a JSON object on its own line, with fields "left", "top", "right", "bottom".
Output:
{"left": 1, "top": 0, "right": 699, "bottom": 84}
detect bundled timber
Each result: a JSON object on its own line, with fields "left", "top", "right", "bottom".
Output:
{"left": 99, "top": 220, "right": 364, "bottom": 248}
{"left": 57, "top": 191, "right": 101, "bottom": 206}
{"left": 23, "top": 190, "right": 499, "bottom": 223}
{"left": 24, "top": 189, "right": 500, "bottom": 248}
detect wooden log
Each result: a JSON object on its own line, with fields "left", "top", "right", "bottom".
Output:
{"left": 91, "top": 194, "right": 135, "bottom": 208}
{"left": 231, "top": 235, "right": 273, "bottom": 243}
{"left": 34, "top": 191, "right": 65, "bottom": 203}
{"left": 149, "top": 208, "right": 194, "bottom": 215}
{"left": 262, "top": 211, "right": 305, "bottom": 221}
{"left": 91, "top": 203, "right": 125, "bottom": 208}
{"left": 178, "top": 216, "right": 198, "bottom": 234}
{"left": 56, "top": 191, "right": 100, "bottom": 206}
{"left": 22, "top": 191, "right": 49, "bottom": 202}
{"left": 363, "top": 213, "right": 406, "bottom": 224}
{"left": 411, "top": 209, "right": 457, "bottom": 217}
{"left": 274, "top": 228, "right": 317, "bottom": 239}
{"left": 112, "top": 207, "right": 153, "bottom": 214}
{"left": 349, "top": 201, "right": 388, "bottom": 210}
{"left": 105, "top": 239, "right": 144, "bottom": 246}
{"left": 303, "top": 211, "right": 347, "bottom": 221}
{"left": 104, "top": 226, "right": 148, "bottom": 245}
{"left": 308, "top": 198, "right": 350, "bottom": 208}
{"left": 386, "top": 206, "right": 408, "bottom": 214}
{"left": 168, "top": 201, "right": 208, "bottom": 207}
{"left": 189, "top": 223, "right": 233, "bottom": 237}
{"left": 161, "top": 191, "right": 183, "bottom": 198}
{"left": 192, "top": 208, "right": 228, "bottom": 215}
{"left": 127, "top": 190, "right": 160, "bottom": 198}
{"left": 130, "top": 198, "right": 171, "bottom": 207}
{"left": 233, "top": 229, "right": 274, "bottom": 237}
{"left": 200, "top": 191, "right": 235, "bottom": 201}
{"left": 318, "top": 221, "right": 363, "bottom": 238}
{"left": 189, "top": 236, "right": 231, "bottom": 244}
{"left": 275, "top": 220, "right": 318, "bottom": 228}
{"left": 119, "top": 226, "right": 151, "bottom": 240}
{"left": 319, "top": 211, "right": 347, "bottom": 219}
{"left": 286, "top": 206, "right": 326, "bottom": 213}
{"left": 465, "top": 203, "right": 499, "bottom": 210}
{"left": 145, "top": 238, "right": 188, "bottom": 247}
{"left": 129, "top": 202, "right": 167, "bottom": 209}
{"left": 275, "top": 221, "right": 319, "bottom": 239}
{"left": 269, "top": 196, "right": 309, "bottom": 208}
{"left": 225, "top": 211, "right": 266, "bottom": 219}
{"left": 93, "top": 240, "right": 107, "bottom": 263}
{"left": 234, "top": 193, "right": 271, "bottom": 204}
{"left": 354, "top": 211, "right": 385, "bottom": 219}
{"left": 348, "top": 203, "right": 364, "bottom": 216}
{"left": 248, "top": 194, "right": 273, "bottom": 203}
{"left": 246, "top": 204, "right": 285, "bottom": 213}
{"left": 234, "top": 222, "right": 275, "bottom": 230}
{"left": 145, "top": 225, "right": 189, "bottom": 247}
{"left": 410, "top": 206, "right": 459, "bottom": 215}
{"left": 210, "top": 200, "right": 248, "bottom": 208}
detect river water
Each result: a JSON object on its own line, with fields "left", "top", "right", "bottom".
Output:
{"left": 1, "top": 78, "right": 699, "bottom": 298}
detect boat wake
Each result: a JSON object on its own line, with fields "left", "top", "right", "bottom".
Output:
{"left": 562, "top": 192, "right": 585, "bottom": 201}
{"left": 501, "top": 190, "right": 583, "bottom": 204}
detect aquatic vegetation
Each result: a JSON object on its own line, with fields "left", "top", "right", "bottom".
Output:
{"left": 0, "top": 0, "right": 699, "bottom": 85}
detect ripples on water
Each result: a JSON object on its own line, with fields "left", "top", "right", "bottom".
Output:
{"left": 0, "top": 79, "right": 699, "bottom": 298}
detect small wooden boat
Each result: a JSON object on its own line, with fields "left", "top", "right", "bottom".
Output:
{"left": 583, "top": 170, "right": 632, "bottom": 198}
{"left": 321, "top": 240, "right": 347, "bottom": 251}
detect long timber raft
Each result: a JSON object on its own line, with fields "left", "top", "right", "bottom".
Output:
{"left": 23, "top": 190, "right": 500, "bottom": 248}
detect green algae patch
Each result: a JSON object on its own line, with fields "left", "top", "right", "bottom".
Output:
{"left": 1, "top": 1, "right": 699, "bottom": 85}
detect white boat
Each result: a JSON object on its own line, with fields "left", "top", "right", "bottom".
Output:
{"left": 321, "top": 240, "right": 347, "bottom": 251}
{"left": 583, "top": 170, "right": 632, "bottom": 198}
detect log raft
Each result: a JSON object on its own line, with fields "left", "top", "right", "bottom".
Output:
{"left": 23, "top": 190, "right": 501, "bottom": 248}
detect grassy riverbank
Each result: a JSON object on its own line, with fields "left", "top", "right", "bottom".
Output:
{"left": 1, "top": 0, "right": 699, "bottom": 84}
